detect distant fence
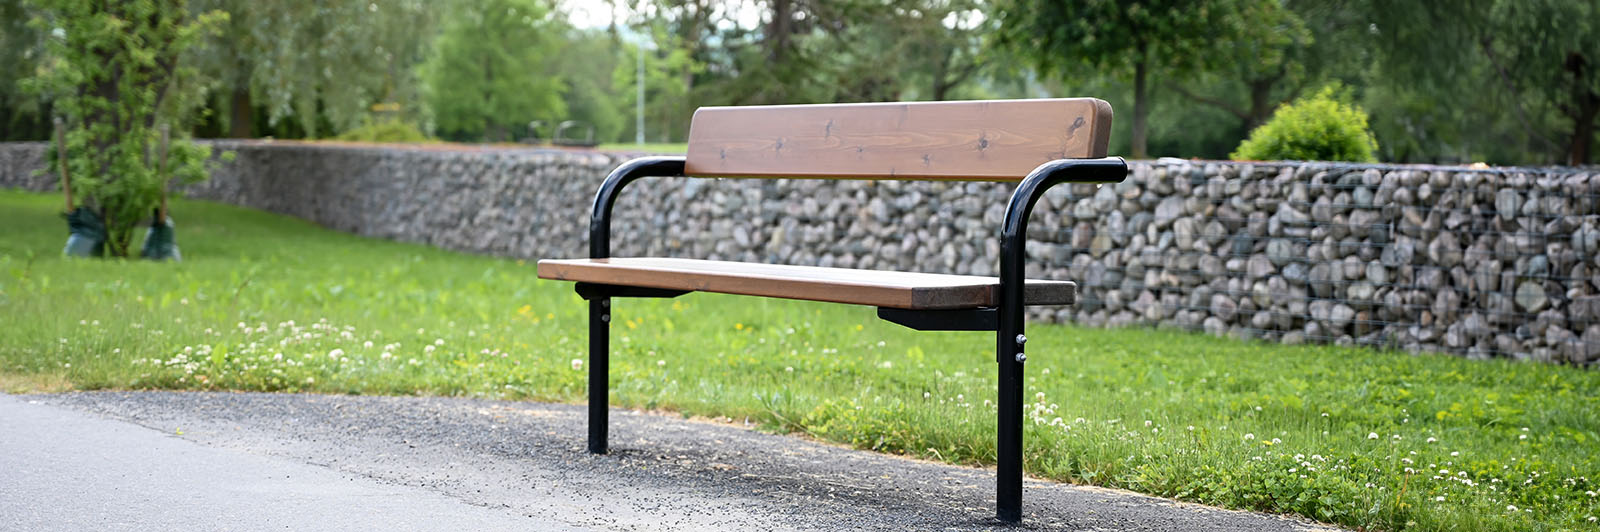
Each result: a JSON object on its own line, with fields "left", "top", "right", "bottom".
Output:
{"left": 2, "top": 141, "right": 1594, "bottom": 366}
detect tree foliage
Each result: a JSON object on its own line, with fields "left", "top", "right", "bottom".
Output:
{"left": 25, "top": 0, "right": 225, "bottom": 257}
{"left": 1363, "top": 0, "right": 1598, "bottom": 164}
{"left": 0, "top": 0, "right": 51, "bottom": 140}
{"left": 992, "top": 0, "right": 1265, "bottom": 159}
{"left": 423, "top": 0, "right": 567, "bottom": 142}
{"left": 189, "top": 0, "right": 442, "bottom": 138}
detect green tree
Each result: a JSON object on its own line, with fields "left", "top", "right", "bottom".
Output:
{"left": 0, "top": 0, "right": 51, "bottom": 140}
{"left": 424, "top": 0, "right": 567, "bottom": 142}
{"left": 992, "top": 0, "right": 1259, "bottom": 158}
{"left": 189, "top": 0, "right": 442, "bottom": 138}
{"left": 1164, "top": 0, "right": 1316, "bottom": 132}
{"left": 1363, "top": 0, "right": 1597, "bottom": 165}
{"left": 552, "top": 28, "right": 627, "bottom": 143}
{"left": 613, "top": 35, "right": 700, "bottom": 142}
{"left": 26, "top": 0, "right": 225, "bottom": 257}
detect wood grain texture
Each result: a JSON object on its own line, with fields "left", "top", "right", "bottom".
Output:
{"left": 536, "top": 257, "right": 1076, "bottom": 310}
{"left": 683, "top": 98, "right": 1113, "bottom": 181}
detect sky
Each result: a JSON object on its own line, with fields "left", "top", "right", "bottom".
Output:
{"left": 559, "top": 0, "right": 767, "bottom": 30}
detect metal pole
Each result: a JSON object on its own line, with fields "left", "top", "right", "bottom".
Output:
{"left": 588, "top": 297, "right": 610, "bottom": 454}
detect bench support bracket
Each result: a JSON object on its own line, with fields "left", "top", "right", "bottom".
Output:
{"left": 876, "top": 307, "right": 997, "bottom": 331}
{"left": 574, "top": 282, "right": 690, "bottom": 300}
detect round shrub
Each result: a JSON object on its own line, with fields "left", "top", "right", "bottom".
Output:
{"left": 333, "top": 120, "right": 430, "bottom": 143}
{"left": 1231, "top": 87, "right": 1378, "bottom": 162}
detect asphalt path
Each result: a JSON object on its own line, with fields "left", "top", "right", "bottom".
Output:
{"left": 1, "top": 392, "right": 1342, "bottom": 531}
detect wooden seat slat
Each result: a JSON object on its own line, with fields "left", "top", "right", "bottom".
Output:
{"left": 536, "top": 257, "right": 1075, "bottom": 310}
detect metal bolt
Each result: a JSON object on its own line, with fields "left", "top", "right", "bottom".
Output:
{"left": 1015, "top": 334, "right": 1027, "bottom": 345}
{"left": 601, "top": 314, "right": 610, "bottom": 323}
{"left": 1015, "top": 352, "right": 1026, "bottom": 363}
{"left": 601, "top": 300, "right": 610, "bottom": 308}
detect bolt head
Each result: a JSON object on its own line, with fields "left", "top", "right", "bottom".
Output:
{"left": 1015, "top": 334, "right": 1027, "bottom": 345}
{"left": 1015, "top": 352, "right": 1026, "bottom": 363}
{"left": 601, "top": 314, "right": 611, "bottom": 323}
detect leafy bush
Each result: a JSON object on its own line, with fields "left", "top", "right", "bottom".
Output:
{"left": 333, "top": 119, "right": 429, "bottom": 143}
{"left": 1231, "top": 86, "right": 1379, "bottom": 162}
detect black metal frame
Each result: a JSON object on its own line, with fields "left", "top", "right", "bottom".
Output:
{"left": 580, "top": 154, "right": 1127, "bottom": 523}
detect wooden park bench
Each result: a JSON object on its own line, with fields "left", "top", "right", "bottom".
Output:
{"left": 537, "top": 99, "right": 1126, "bottom": 523}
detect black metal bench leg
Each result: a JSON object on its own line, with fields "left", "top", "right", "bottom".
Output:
{"left": 996, "top": 320, "right": 1025, "bottom": 522}
{"left": 993, "top": 157, "right": 1126, "bottom": 523}
{"left": 588, "top": 297, "right": 610, "bottom": 454}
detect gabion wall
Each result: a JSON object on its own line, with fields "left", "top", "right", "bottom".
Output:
{"left": 1, "top": 141, "right": 1594, "bottom": 365}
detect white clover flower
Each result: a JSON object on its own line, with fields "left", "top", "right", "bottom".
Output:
{"left": 381, "top": 352, "right": 393, "bottom": 360}
{"left": 1506, "top": 505, "right": 1517, "bottom": 512}
{"left": 328, "top": 349, "right": 344, "bottom": 359}
{"left": 1243, "top": 433, "right": 1255, "bottom": 440}
{"left": 424, "top": 345, "right": 436, "bottom": 353}
{"left": 1368, "top": 432, "right": 1380, "bottom": 440}
{"left": 657, "top": 360, "right": 666, "bottom": 367}
{"left": 434, "top": 338, "right": 445, "bottom": 346}
{"left": 305, "top": 377, "right": 314, "bottom": 384}
{"left": 364, "top": 341, "right": 374, "bottom": 348}
{"left": 571, "top": 358, "right": 583, "bottom": 370}
{"left": 1144, "top": 420, "right": 1153, "bottom": 427}
{"left": 1450, "top": 451, "right": 1459, "bottom": 456}
{"left": 1426, "top": 437, "right": 1438, "bottom": 443}
{"left": 923, "top": 392, "right": 931, "bottom": 399}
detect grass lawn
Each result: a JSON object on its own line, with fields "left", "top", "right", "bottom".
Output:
{"left": 595, "top": 142, "right": 688, "bottom": 153}
{"left": 1, "top": 189, "right": 1596, "bottom": 531}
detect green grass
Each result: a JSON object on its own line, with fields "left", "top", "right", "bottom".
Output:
{"left": 1, "top": 188, "right": 1596, "bottom": 531}
{"left": 596, "top": 142, "right": 688, "bottom": 153}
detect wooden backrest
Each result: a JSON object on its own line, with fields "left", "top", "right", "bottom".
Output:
{"left": 683, "top": 98, "right": 1112, "bottom": 181}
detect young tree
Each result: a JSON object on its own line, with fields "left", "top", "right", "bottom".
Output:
{"left": 992, "top": 0, "right": 1259, "bottom": 158}
{"left": 26, "top": 0, "right": 224, "bottom": 257}
{"left": 424, "top": 0, "right": 567, "bottom": 142}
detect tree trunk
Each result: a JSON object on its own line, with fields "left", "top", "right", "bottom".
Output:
{"left": 768, "top": 0, "right": 793, "bottom": 64}
{"left": 1248, "top": 79, "right": 1274, "bottom": 131}
{"left": 229, "top": 88, "right": 253, "bottom": 138}
{"left": 1131, "top": 59, "right": 1149, "bottom": 159}
{"left": 1570, "top": 100, "right": 1596, "bottom": 166}
{"left": 1566, "top": 54, "right": 1597, "bottom": 165}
